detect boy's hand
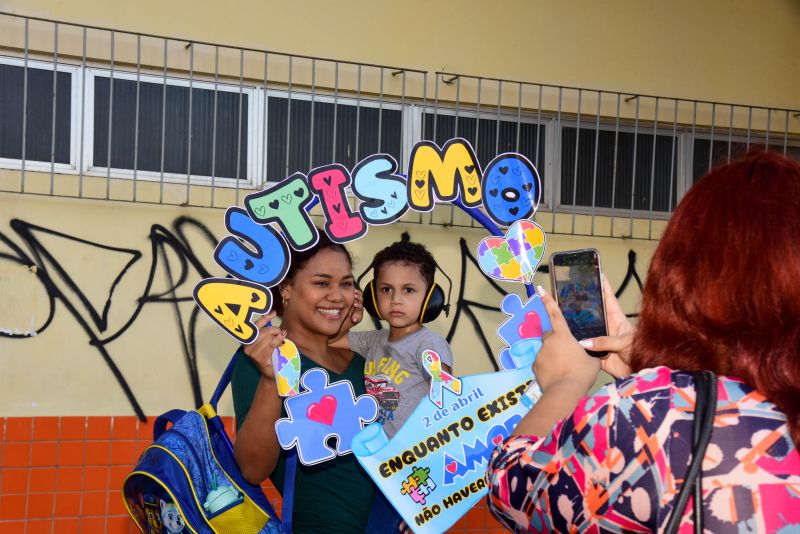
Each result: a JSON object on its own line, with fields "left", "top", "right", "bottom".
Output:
{"left": 350, "top": 288, "right": 364, "bottom": 325}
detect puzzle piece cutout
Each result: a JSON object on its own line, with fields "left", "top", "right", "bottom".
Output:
{"left": 411, "top": 466, "right": 436, "bottom": 492}
{"left": 275, "top": 368, "right": 378, "bottom": 466}
{"left": 497, "top": 293, "right": 552, "bottom": 370}
{"left": 476, "top": 220, "right": 547, "bottom": 284}
{"left": 272, "top": 339, "right": 301, "bottom": 397}
{"left": 408, "top": 485, "right": 427, "bottom": 505}
{"left": 401, "top": 477, "right": 418, "bottom": 496}
{"left": 489, "top": 242, "right": 514, "bottom": 266}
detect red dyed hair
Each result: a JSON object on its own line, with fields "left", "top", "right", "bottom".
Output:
{"left": 631, "top": 150, "right": 800, "bottom": 448}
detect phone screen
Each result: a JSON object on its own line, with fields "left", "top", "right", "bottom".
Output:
{"left": 551, "top": 250, "right": 607, "bottom": 342}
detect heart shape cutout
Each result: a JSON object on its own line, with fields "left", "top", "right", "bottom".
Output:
{"left": 446, "top": 461, "right": 458, "bottom": 474}
{"left": 518, "top": 312, "right": 542, "bottom": 339}
{"left": 476, "top": 220, "right": 546, "bottom": 283}
{"left": 307, "top": 395, "right": 337, "bottom": 426}
{"left": 492, "top": 434, "right": 504, "bottom": 446}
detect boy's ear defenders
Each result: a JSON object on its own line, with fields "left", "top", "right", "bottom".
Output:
{"left": 357, "top": 263, "right": 452, "bottom": 324}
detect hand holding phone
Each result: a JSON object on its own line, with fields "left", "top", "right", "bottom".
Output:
{"left": 549, "top": 249, "right": 609, "bottom": 357}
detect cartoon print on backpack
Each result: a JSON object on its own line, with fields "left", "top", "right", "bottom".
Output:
{"left": 143, "top": 494, "right": 164, "bottom": 534}
{"left": 481, "top": 153, "right": 541, "bottom": 227}
{"left": 160, "top": 500, "right": 186, "bottom": 534}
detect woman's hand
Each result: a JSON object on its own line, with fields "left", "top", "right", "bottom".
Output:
{"left": 534, "top": 286, "right": 600, "bottom": 393}
{"left": 509, "top": 286, "right": 600, "bottom": 437}
{"left": 243, "top": 312, "right": 287, "bottom": 380}
{"left": 579, "top": 274, "right": 635, "bottom": 378}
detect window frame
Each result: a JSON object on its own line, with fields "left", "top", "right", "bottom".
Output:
{"left": 82, "top": 67, "right": 263, "bottom": 187}
{"left": 552, "top": 118, "right": 689, "bottom": 219}
{"left": 0, "top": 55, "right": 81, "bottom": 173}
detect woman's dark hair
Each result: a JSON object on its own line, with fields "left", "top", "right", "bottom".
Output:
{"left": 630, "top": 150, "right": 800, "bottom": 448}
{"left": 372, "top": 233, "right": 436, "bottom": 288}
{"left": 270, "top": 230, "right": 352, "bottom": 316}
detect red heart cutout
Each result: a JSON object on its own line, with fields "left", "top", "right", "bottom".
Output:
{"left": 446, "top": 461, "right": 457, "bottom": 474}
{"left": 518, "top": 312, "right": 543, "bottom": 339}
{"left": 307, "top": 395, "right": 337, "bottom": 426}
{"left": 492, "top": 434, "right": 504, "bottom": 446}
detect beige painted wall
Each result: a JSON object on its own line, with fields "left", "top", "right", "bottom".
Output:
{"left": 3, "top": 0, "right": 799, "bottom": 110}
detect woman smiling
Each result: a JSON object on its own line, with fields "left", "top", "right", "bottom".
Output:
{"left": 231, "top": 232, "right": 375, "bottom": 533}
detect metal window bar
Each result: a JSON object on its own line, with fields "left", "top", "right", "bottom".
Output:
{"left": 133, "top": 34, "right": 141, "bottom": 201}
{"left": 20, "top": 18, "right": 28, "bottom": 192}
{"left": 210, "top": 46, "right": 219, "bottom": 206}
{"left": 50, "top": 22, "right": 58, "bottom": 195}
{"left": 106, "top": 30, "right": 114, "bottom": 200}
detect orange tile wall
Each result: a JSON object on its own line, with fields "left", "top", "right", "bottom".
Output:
{"left": 0, "top": 416, "right": 506, "bottom": 533}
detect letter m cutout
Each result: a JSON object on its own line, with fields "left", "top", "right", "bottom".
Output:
{"left": 407, "top": 138, "right": 483, "bottom": 211}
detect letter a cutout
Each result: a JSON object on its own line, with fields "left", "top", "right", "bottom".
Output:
{"left": 193, "top": 278, "right": 271, "bottom": 344}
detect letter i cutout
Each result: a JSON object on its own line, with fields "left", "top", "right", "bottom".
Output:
{"left": 307, "top": 164, "right": 367, "bottom": 243}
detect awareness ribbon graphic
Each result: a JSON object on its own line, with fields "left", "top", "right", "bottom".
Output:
{"left": 422, "top": 349, "right": 463, "bottom": 408}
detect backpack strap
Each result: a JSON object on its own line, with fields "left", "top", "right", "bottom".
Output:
{"left": 209, "top": 350, "right": 241, "bottom": 410}
{"left": 664, "top": 370, "right": 717, "bottom": 534}
{"left": 153, "top": 409, "right": 188, "bottom": 440}
{"left": 282, "top": 449, "right": 297, "bottom": 533}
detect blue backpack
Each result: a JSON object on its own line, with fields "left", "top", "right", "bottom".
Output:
{"left": 122, "top": 353, "right": 297, "bottom": 534}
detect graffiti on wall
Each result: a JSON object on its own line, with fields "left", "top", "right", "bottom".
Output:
{"left": 0, "top": 220, "right": 643, "bottom": 420}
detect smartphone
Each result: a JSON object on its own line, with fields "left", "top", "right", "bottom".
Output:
{"left": 549, "top": 248, "right": 609, "bottom": 357}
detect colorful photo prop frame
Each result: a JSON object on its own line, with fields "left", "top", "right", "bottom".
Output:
{"left": 193, "top": 138, "right": 548, "bottom": 530}
{"left": 193, "top": 138, "right": 543, "bottom": 345}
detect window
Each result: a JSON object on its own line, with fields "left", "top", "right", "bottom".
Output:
{"left": 89, "top": 70, "right": 253, "bottom": 181}
{"left": 423, "top": 111, "right": 548, "bottom": 189}
{"left": 264, "top": 94, "right": 403, "bottom": 182}
{"left": 691, "top": 136, "right": 800, "bottom": 183}
{"left": 559, "top": 126, "right": 679, "bottom": 213}
{"left": 0, "top": 58, "right": 75, "bottom": 168}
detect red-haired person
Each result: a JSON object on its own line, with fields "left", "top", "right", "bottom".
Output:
{"left": 487, "top": 151, "right": 800, "bottom": 533}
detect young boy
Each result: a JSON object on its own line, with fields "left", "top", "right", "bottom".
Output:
{"left": 332, "top": 238, "right": 453, "bottom": 532}
{"left": 334, "top": 238, "right": 454, "bottom": 439}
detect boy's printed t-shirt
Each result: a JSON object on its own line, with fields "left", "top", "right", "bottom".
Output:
{"left": 348, "top": 327, "right": 454, "bottom": 438}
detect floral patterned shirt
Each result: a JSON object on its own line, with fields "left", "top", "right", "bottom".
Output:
{"left": 487, "top": 366, "right": 800, "bottom": 533}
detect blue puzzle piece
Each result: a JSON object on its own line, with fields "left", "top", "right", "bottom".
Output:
{"left": 497, "top": 294, "right": 552, "bottom": 370}
{"left": 497, "top": 294, "right": 551, "bottom": 347}
{"left": 275, "top": 368, "right": 378, "bottom": 466}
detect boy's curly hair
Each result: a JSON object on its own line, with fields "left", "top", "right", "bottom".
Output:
{"left": 372, "top": 233, "right": 436, "bottom": 288}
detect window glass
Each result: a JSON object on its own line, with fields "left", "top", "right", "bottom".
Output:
{"left": 0, "top": 63, "right": 71, "bottom": 164}
{"left": 93, "top": 76, "right": 248, "bottom": 179}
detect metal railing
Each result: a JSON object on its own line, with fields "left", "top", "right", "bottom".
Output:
{"left": 0, "top": 12, "right": 797, "bottom": 240}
